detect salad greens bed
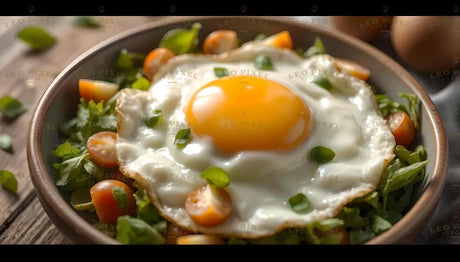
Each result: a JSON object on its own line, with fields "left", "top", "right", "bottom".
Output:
{"left": 52, "top": 23, "right": 428, "bottom": 244}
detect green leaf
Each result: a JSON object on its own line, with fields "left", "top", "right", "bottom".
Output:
{"left": 371, "top": 213, "right": 392, "bottom": 234}
{"left": 53, "top": 153, "right": 95, "bottom": 191}
{"left": 112, "top": 186, "right": 129, "bottom": 210}
{"left": 131, "top": 76, "right": 151, "bottom": 91}
{"left": 338, "top": 206, "right": 370, "bottom": 228}
{"left": 254, "top": 54, "right": 273, "bottom": 70}
{"left": 0, "top": 95, "right": 27, "bottom": 119}
{"left": 399, "top": 93, "right": 420, "bottom": 130}
{"left": 309, "top": 146, "right": 335, "bottom": 164}
{"left": 159, "top": 22, "right": 202, "bottom": 55}
{"left": 134, "top": 186, "right": 162, "bottom": 225}
{"left": 174, "top": 128, "right": 192, "bottom": 148}
{"left": 0, "top": 134, "right": 13, "bottom": 153}
{"left": 200, "top": 166, "right": 230, "bottom": 188}
{"left": 76, "top": 99, "right": 117, "bottom": 142}
{"left": 53, "top": 141, "right": 81, "bottom": 161}
{"left": 73, "top": 16, "right": 101, "bottom": 28}
{"left": 116, "top": 216, "right": 165, "bottom": 245}
{"left": 288, "top": 193, "right": 310, "bottom": 213}
{"left": 304, "top": 37, "right": 326, "bottom": 58}
{"left": 0, "top": 170, "right": 18, "bottom": 193}
{"left": 17, "top": 26, "right": 56, "bottom": 50}
{"left": 312, "top": 76, "right": 332, "bottom": 91}
{"left": 116, "top": 49, "right": 146, "bottom": 72}
{"left": 383, "top": 160, "right": 429, "bottom": 198}
{"left": 214, "top": 67, "right": 230, "bottom": 78}
{"left": 145, "top": 110, "right": 162, "bottom": 128}
{"left": 349, "top": 226, "right": 375, "bottom": 244}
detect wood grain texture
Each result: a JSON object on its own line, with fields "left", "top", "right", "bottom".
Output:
{"left": 0, "top": 16, "right": 163, "bottom": 244}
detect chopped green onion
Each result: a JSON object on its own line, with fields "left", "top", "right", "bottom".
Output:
{"left": 289, "top": 193, "right": 310, "bottom": 213}
{"left": 200, "top": 166, "right": 230, "bottom": 188}
{"left": 0, "top": 170, "right": 18, "bottom": 193}
{"left": 73, "top": 16, "right": 101, "bottom": 28}
{"left": 112, "top": 186, "right": 129, "bottom": 210}
{"left": 0, "top": 134, "right": 13, "bottom": 153}
{"left": 309, "top": 146, "right": 335, "bottom": 164}
{"left": 17, "top": 26, "right": 56, "bottom": 50}
{"left": 131, "top": 76, "right": 151, "bottom": 91}
{"left": 214, "top": 67, "right": 230, "bottom": 78}
{"left": 254, "top": 54, "right": 273, "bottom": 70}
{"left": 304, "top": 37, "right": 326, "bottom": 58}
{"left": 174, "top": 128, "right": 192, "bottom": 148}
{"left": 0, "top": 95, "right": 27, "bottom": 119}
{"left": 145, "top": 110, "right": 162, "bottom": 128}
{"left": 312, "top": 76, "right": 332, "bottom": 91}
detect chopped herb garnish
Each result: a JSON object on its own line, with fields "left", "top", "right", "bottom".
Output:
{"left": 214, "top": 67, "right": 230, "bottom": 78}
{"left": 200, "top": 166, "right": 230, "bottom": 188}
{"left": 0, "top": 134, "right": 13, "bottom": 153}
{"left": 254, "top": 54, "right": 273, "bottom": 70}
{"left": 304, "top": 37, "right": 325, "bottom": 58}
{"left": 309, "top": 146, "right": 335, "bottom": 164}
{"left": 145, "top": 110, "right": 162, "bottom": 128}
{"left": 73, "top": 16, "right": 101, "bottom": 28}
{"left": 174, "top": 128, "right": 192, "bottom": 148}
{"left": 131, "top": 76, "right": 151, "bottom": 91}
{"left": 312, "top": 76, "right": 332, "bottom": 91}
{"left": 0, "top": 170, "right": 18, "bottom": 193}
{"left": 116, "top": 216, "right": 165, "bottom": 245}
{"left": 17, "top": 26, "right": 56, "bottom": 50}
{"left": 0, "top": 95, "right": 27, "bottom": 119}
{"left": 53, "top": 141, "right": 81, "bottom": 161}
{"left": 289, "top": 193, "right": 310, "bottom": 213}
{"left": 112, "top": 186, "right": 129, "bottom": 210}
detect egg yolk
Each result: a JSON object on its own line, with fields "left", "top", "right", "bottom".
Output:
{"left": 185, "top": 75, "right": 312, "bottom": 153}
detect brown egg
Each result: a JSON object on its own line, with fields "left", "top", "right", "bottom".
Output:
{"left": 391, "top": 16, "right": 460, "bottom": 73}
{"left": 331, "top": 16, "right": 392, "bottom": 42}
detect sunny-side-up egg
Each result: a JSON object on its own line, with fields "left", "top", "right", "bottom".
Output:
{"left": 115, "top": 37, "right": 396, "bottom": 239}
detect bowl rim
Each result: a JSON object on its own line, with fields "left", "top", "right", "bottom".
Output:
{"left": 27, "top": 16, "right": 448, "bottom": 244}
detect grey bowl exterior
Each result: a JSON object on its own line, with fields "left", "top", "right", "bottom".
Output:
{"left": 27, "top": 16, "right": 448, "bottom": 244}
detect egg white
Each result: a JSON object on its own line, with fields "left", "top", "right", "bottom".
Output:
{"left": 115, "top": 43, "right": 395, "bottom": 239}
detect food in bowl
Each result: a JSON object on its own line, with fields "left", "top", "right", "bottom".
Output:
{"left": 51, "top": 22, "right": 428, "bottom": 245}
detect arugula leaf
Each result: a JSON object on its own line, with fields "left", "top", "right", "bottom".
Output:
{"left": 159, "top": 22, "right": 202, "bottom": 55}
{"left": 375, "top": 93, "right": 420, "bottom": 130}
{"left": 17, "top": 26, "right": 56, "bottom": 50}
{"left": 200, "top": 166, "right": 230, "bottom": 188}
{"left": 0, "top": 170, "right": 18, "bottom": 193}
{"left": 349, "top": 225, "right": 375, "bottom": 244}
{"left": 0, "top": 134, "right": 13, "bottom": 153}
{"left": 400, "top": 93, "right": 420, "bottom": 130}
{"left": 0, "top": 95, "right": 27, "bottom": 119}
{"left": 116, "top": 216, "right": 165, "bottom": 244}
{"left": 370, "top": 213, "right": 392, "bottom": 234}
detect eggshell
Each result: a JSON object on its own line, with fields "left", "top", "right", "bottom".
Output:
{"left": 331, "top": 16, "right": 392, "bottom": 42}
{"left": 391, "top": 16, "right": 460, "bottom": 73}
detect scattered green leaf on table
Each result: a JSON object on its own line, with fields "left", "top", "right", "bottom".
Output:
{"left": 17, "top": 26, "right": 56, "bottom": 50}
{"left": 0, "top": 95, "right": 27, "bottom": 119}
{"left": 0, "top": 170, "right": 18, "bottom": 193}
{"left": 0, "top": 134, "right": 13, "bottom": 153}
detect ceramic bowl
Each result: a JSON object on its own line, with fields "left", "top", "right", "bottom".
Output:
{"left": 27, "top": 16, "right": 448, "bottom": 244}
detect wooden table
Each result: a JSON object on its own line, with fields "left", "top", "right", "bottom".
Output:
{"left": 0, "top": 16, "right": 162, "bottom": 244}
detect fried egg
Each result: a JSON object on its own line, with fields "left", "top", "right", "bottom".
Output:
{"left": 115, "top": 39, "right": 395, "bottom": 239}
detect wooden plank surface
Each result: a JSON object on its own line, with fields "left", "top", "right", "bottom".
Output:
{"left": 0, "top": 16, "right": 162, "bottom": 244}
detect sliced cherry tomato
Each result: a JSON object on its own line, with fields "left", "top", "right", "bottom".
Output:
{"left": 79, "top": 79, "right": 119, "bottom": 103}
{"left": 262, "top": 30, "right": 293, "bottom": 50}
{"left": 87, "top": 131, "right": 118, "bottom": 168}
{"left": 203, "top": 30, "right": 239, "bottom": 55}
{"left": 143, "top": 47, "right": 175, "bottom": 81}
{"left": 90, "top": 179, "right": 136, "bottom": 224}
{"left": 176, "top": 234, "right": 224, "bottom": 245}
{"left": 334, "top": 58, "right": 370, "bottom": 81}
{"left": 386, "top": 111, "right": 415, "bottom": 148}
{"left": 185, "top": 184, "right": 232, "bottom": 227}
